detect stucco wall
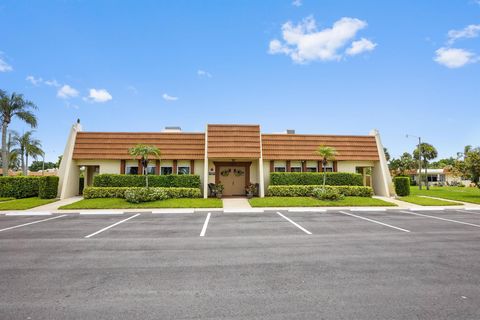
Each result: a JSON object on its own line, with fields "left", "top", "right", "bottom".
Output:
{"left": 337, "top": 161, "right": 375, "bottom": 173}
{"left": 76, "top": 160, "right": 121, "bottom": 174}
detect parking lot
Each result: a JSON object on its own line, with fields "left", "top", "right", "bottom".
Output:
{"left": 1, "top": 208, "right": 480, "bottom": 319}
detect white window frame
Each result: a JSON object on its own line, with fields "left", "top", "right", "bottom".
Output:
{"left": 144, "top": 165, "right": 156, "bottom": 175}
{"left": 177, "top": 165, "right": 191, "bottom": 175}
{"left": 274, "top": 166, "right": 286, "bottom": 172}
{"left": 306, "top": 166, "right": 317, "bottom": 172}
{"left": 160, "top": 166, "right": 173, "bottom": 175}
{"left": 125, "top": 165, "right": 139, "bottom": 175}
{"left": 290, "top": 166, "right": 302, "bottom": 172}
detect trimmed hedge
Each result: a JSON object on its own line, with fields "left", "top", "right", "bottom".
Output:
{"left": 0, "top": 176, "right": 60, "bottom": 199}
{"left": 93, "top": 174, "right": 201, "bottom": 188}
{"left": 270, "top": 172, "right": 363, "bottom": 186}
{"left": 267, "top": 185, "right": 373, "bottom": 197}
{"left": 83, "top": 187, "right": 202, "bottom": 199}
{"left": 0, "top": 176, "right": 41, "bottom": 198}
{"left": 38, "top": 176, "right": 59, "bottom": 199}
{"left": 394, "top": 177, "right": 410, "bottom": 196}
{"left": 125, "top": 188, "right": 169, "bottom": 203}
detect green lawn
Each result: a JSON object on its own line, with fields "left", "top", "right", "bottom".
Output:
{"left": 0, "top": 197, "right": 15, "bottom": 202}
{"left": 410, "top": 186, "right": 480, "bottom": 204}
{"left": 0, "top": 197, "right": 58, "bottom": 210}
{"left": 249, "top": 196, "right": 396, "bottom": 207}
{"left": 399, "top": 195, "right": 462, "bottom": 206}
{"left": 59, "top": 198, "right": 223, "bottom": 209}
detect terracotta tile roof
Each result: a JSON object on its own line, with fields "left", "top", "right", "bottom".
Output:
{"left": 73, "top": 132, "right": 205, "bottom": 160}
{"left": 261, "top": 134, "right": 379, "bottom": 161}
{"left": 207, "top": 124, "right": 261, "bottom": 159}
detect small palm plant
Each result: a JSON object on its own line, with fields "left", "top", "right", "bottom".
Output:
{"left": 315, "top": 145, "right": 338, "bottom": 191}
{"left": 128, "top": 144, "right": 160, "bottom": 188}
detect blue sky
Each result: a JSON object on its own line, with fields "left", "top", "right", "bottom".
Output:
{"left": 1, "top": 0, "right": 479, "bottom": 162}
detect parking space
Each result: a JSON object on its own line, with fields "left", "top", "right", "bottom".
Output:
{"left": 1, "top": 209, "right": 480, "bottom": 240}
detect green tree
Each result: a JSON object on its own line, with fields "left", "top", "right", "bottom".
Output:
{"left": 461, "top": 147, "right": 480, "bottom": 187}
{"left": 29, "top": 161, "right": 57, "bottom": 172}
{"left": 128, "top": 144, "right": 161, "bottom": 188}
{"left": 389, "top": 152, "right": 416, "bottom": 176}
{"left": 315, "top": 146, "right": 338, "bottom": 190}
{"left": 0, "top": 90, "right": 38, "bottom": 176}
{"left": 14, "top": 131, "right": 43, "bottom": 175}
{"left": 413, "top": 143, "right": 438, "bottom": 190}
{"left": 383, "top": 147, "right": 391, "bottom": 162}
{"left": 429, "top": 157, "right": 456, "bottom": 169}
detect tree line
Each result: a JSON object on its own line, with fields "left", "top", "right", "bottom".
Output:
{"left": 386, "top": 143, "right": 480, "bottom": 188}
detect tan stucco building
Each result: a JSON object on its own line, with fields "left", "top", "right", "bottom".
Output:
{"left": 58, "top": 123, "right": 394, "bottom": 199}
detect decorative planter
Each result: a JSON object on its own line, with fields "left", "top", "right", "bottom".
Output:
{"left": 246, "top": 193, "right": 253, "bottom": 199}
{"left": 216, "top": 193, "right": 223, "bottom": 199}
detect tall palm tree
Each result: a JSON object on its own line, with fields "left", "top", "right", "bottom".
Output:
{"left": 7, "top": 130, "right": 20, "bottom": 171}
{"left": 14, "top": 131, "right": 43, "bottom": 175}
{"left": 0, "top": 90, "right": 38, "bottom": 176}
{"left": 315, "top": 145, "right": 338, "bottom": 190}
{"left": 413, "top": 142, "right": 438, "bottom": 190}
{"left": 128, "top": 144, "right": 161, "bottom": 188}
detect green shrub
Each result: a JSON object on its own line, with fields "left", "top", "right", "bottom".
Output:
{"left": 0, "top": 176, "right": 40, "bottom": 198}
{"left": 83, "top": 187, "right": 202, "bottom": 199}
{"left": 270, "top": 172, "right": 363, "bottom": 186}
{"left": 267, "top": 185, "right": 373, "bottom": 197}
{"left": 93, "top": 174, "right": 201, "bottom": 188}
{"left": 38, "top": 176, "right": 59, "bottom": 199}
{"left": 312, "top": 188, "right": 345, "bottom": 201}
{"left": 125, "top": 188, "right": 169, "bottom": 203}
{"left": 394, "top": 177, "right": 410, "bottom": 196}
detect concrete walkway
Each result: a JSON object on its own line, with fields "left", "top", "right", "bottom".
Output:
{"left": 30, "top": 196, "right": 83, "bottom": 211}
{"left": 222, "top": 198, "right": 262, "bottom": 213}
{"left": 373, "top": 196, "right": 421, "bottom": 208}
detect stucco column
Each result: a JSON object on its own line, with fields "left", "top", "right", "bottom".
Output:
{"left": 58, "top": 122, "right": 82, "bottom": 199}
{"left": 203, "top": 125, "right": 209, "bottom": 198}
{"left": 370, "top": 129, "right": 394, "bottom": 197}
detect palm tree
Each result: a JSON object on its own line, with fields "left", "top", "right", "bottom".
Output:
{"left": 7, "top": 130, "right": 20, "bottom": 171}
{"left": 128, "top": 144, "right": 161, "bottom": 188}
{"left": 315, "top": 145, "right": 338, "bottom": 190}
{"left": 413, "top": 142, "right": 438, "bottom": 190}
{"left": 0, "top": 90, "right": 38, "bottom": 176}
{"left": 14, "top": 131, "right": 43, "bottom": 175}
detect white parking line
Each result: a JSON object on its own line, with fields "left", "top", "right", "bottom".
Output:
{"left": 409, "top": 207, "right": 444, "bottom": 211}
{"left": 84, "top": 213, "right": 140, "bottom": 238}
{"left": 276, "top": 212, "right": 312, "bottom": 235}
{"left": 6, "top": 211, "right": 51, "bottom": 216}
{"left": 80, "top": 211, "right": 124, "bottom": 215}
{"left": 400, "top": 210, "right": 480, "bottom": 228}
{"left": 339, "top": 211, "right": 410, "bottom": 233}
{"left": 350, "top": 208, "right": 386, "bottom": 212}
{"left": 0, "top": 215, "right": 67, "bottom": 232}
{"left": 200, "top": 212, "right": 211, "bottom": 237}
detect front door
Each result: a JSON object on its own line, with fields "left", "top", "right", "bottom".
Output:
{"left": 218, "top": 166, "right": 246, "bottom": 196}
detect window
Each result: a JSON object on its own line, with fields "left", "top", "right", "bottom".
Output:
{"left": 126, "top": 166, "right": 138, "bottom": 175}
{"left": 290, "top": 166, "right": 302, "bottom": 172}
{"left": 306, "top": 167, "right": 317, "bottom": 172}
{"left": 145, "top": 166, "right": 156, "bottom": 175}
{"left": 274, "top": 166, "right": 286, "bottom": 172}
{"left": 324, "top": 167, "right": 333, "bottom": 172}
{"left": 177, "top": 166, "right": 190, "bottom": 175}
{"left": 161, "top": 166, "right": 173, "bottom": 175}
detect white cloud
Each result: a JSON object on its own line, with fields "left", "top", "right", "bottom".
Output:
{"left": 292, "top": 0, "right": 302, "bottom": 7}
{"left": 434, "top": 47, "right": 477, "bottom": 68}
{"left": 26, "top": 75, "right": 43, "bottom": 86}
{"left": 162, "top": 93, "right": 178, "bottom": 101}
{"left": 57, "top": 85, "right": 79, "bottom": 99}
{"left": 346, "top": 38, "right": 377, "bottom": 55}
{"left": 447, "top": 24, "right": 480, "bottom": 44}
{"left": 197, "top": 69, "right": 212, "bottom": 78}
{"left": 268, "top": 16, "right": 375, "bottom": 63}
{"left": 0, "top": 56, "right": 12, "bottom": 72}
{"left": 85, "top": 88, "right": 113, "bottom": 103}
{"left": 44, "top": 79, "right": 60, "bottom": 87}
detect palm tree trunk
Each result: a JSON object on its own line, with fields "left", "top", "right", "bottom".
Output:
{"left": 322, "top": 163, "right": 326, "bottom": 191}
{"left": 1, "top": 124, "right": 8, "bottom": 176}
{"left": 424, "top": 160, "right": 429, "bottom": 190}
{"left": 25, "top": 153, "right": 28, "bottom": 175}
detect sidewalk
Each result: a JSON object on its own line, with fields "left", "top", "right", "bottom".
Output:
{"left": 30, "top": 196, "right": 83, "bottom": 212}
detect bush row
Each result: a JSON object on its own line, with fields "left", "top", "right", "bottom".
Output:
{"left": 267, "top": 185, "right": 373, "bottom": 197}
{"left": 394, "top": 177, "right": 410, "bottom": 196}
{"left": 0, "top": 176, "right": 59, "bottom": 199}
{"left": 93, "top": 174, "right": 201, "bottom": 188}
{"left": 270, "top": 172, "right": 363, "bottom": 186}
{"left": 83, "top": 187, "right": 202, "bottom": 199}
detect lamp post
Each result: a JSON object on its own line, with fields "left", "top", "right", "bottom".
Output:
{"left": 406, "top": 134, "right": 422, "bottom": 190}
